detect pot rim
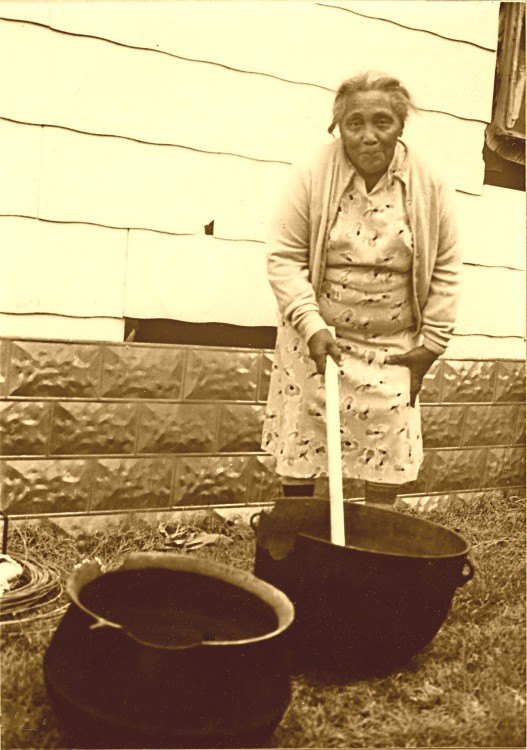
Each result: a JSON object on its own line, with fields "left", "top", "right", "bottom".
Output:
{"left": 66, "top": 552, "right": 295, "bottom": 649}
{"left": 260, "top": 498, "right": 472, "bottom": 561}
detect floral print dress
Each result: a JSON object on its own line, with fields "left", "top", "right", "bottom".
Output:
{"left": 262, "top": 163, "right": 423, "bottom": 484}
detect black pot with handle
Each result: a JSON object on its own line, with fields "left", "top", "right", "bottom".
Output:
{"left": 252, "top": 497, "right": 474, "bottom": 677}
{"left": 44, "top": 552, "right": 295, "bottom": 749}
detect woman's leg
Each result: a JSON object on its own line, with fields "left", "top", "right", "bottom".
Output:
{"left": 281, "top": 476, "right": 315, "bottom": 497}
{"left": 365, "top": 480, "right": 399, "bottom": 505}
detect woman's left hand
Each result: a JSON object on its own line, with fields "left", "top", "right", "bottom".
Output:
{"left": 385, "top": 346, "right": 439, "bottom": 407}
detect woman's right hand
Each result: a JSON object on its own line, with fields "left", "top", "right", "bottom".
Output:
{"left": 307, "top": 329, "right": 343, "bottom": 374}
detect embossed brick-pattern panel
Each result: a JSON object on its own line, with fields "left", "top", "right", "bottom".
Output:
{"left": 485, "top": 447, "right": 526, "bottom": 488}
{"left": 90, "top": 457, "right": 174, "bottom": 510}
{"left": 404, "top": 450, "right": 437, "bottom": 493}
{"left": 218, "top": 405, "right": 264, "bottom": 453}
{"left": 101, "top": 345, "right": 185, "bottom": 399}
{"left": 419, "top": 360, "right": 443, "bottom": 403}
{"left": 137, "top": 403, "right": 218, "bottom": 453}
{"left": 423, "top": 448, "right": 488, "bottom": 492}
{"left": 258, "top": 353, "right": 273, "bottom": 403}
{"left": 50, "top": 402, "right": 138, "bottom": 455}
{"left": 183, "top": 350, "right": 260, "bottom": 401}
{"left": 174, "top": 455, "right": 257, "bottom": 505}
{"left": 514, "top": 405, "right": 526, "bottom": 446}
{"left": 421, "top": 405, "right": 465, "bottom": 448}
{"left": 462, "top": 404, "right": 517, "bottom": 447}
{"left": 0, "top": 401, "right": 52, "bottom": 456}
{"left": 441, "top": 361, "right": 497, "bottom": 403}
{"left": 0, "top": 458, "right": 91, "bottom": 514}
{"left": 494, "top": 361, "right": 526, "bottom": 403}
{"left": 0, "top": 340, "right": 11, "bottom": 398}
{"left": 8, "top": 341, "right": 103, "bottom": 398}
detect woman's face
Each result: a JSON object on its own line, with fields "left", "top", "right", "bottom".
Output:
{"left": 340, "top": 91, "right": 403, "bottom": 179}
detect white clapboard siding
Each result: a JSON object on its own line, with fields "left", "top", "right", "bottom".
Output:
{"left": 39, "top": 127, "right": 214, "bottom": 232}
{"left": 0, "top": 20, "right": 331, "bottom": 166}
{"left": 444, "top": 335, "right": 525, "bottom": 361}
{"left": 0, "top": 217, "right": 127, "bottom": 317}
{"left": 456, "top": 187, "right": 526, "bottom": 271}
{"left": 455, "top": 265, "right": 525, "bottom": 338}
{"left": 402, "top": 119, "right": 485, "bottom": 196}
{"left": 0, "top": 2, "right": 51, "bottom": 24}
{"left": 0, "top": 313, "right": 125, "bottom": 342}
{"left": 40, "top": 2, "right": 496, "bottom": 123}
{"left": 0, "top": 119, "right": 41, "bottom": 216}
{"left": 0, "top": 20, "right": 485, "bottom": 194}
{"left": 124, "top": 231, "right": 278, "bottom": 325}
{"left": 320, "top": 1, "right": 500, "bottom": 50}
{"left": 39, "top": 125, "right": 290, "bottom": 235}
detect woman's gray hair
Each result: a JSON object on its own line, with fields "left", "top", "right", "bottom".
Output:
{"left": 328, "top": 72, "right": 416, "bottom": 134}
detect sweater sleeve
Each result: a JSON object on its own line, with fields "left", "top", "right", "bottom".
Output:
{"left": 420, "top": 179, "right": 461, "bottom": 355}
{"left": 266, "top": 163, "right": 329, "bottom": 343}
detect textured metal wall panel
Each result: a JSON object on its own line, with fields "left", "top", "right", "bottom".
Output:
{"left": 0, "top": 401, "right": 52, "bottom": 456}
{"left": 258, "top": 353, "right": 273, "bottom": 403}
{"left": 421, "top": 405, "right": 465, "bottom": 448}
{"left": 485, "top": 447, "right": 526, "bottom": 487}
{"left": 514, "top": 405, "right": 526, "bottom": 446}
{"left": 217, "top": 404, "right": 264, "bottom": 453}
{"left": 50, "top": 401, "right": 138, "bottom": 455}
{"left": 425, "top": 448, "right": 488, "bottom": 492}
{"left": 406, "top": 450, "right": 437, "bottom": 493}
{"left": 137, "top": 403, "right": 218, "bottom": 454}
{"left": 441, "top": 361, "right": 497, "bottom": 403}
{"left": 419, "top": 360, "right": 443, "bottom": 403}
{"left": 90, "top": 457, "right": 174, "bottom": 510}
{"left": 463, "top": 404, "right": 517, "bottom": 447}
{"left": 174, "top": 455, "right": 256, "bottom": 505}
{"left": 255, "top": 454, "right": 283, "bottom": 503}
{"left": 494, "top": 361, "right": 526, "bottom": 403}
{"left": 183, "top": 350, "right": 260, "bottom": 401}
{"left": 8, "top": 341, "right": 103, "bottom": 398}
{"left": 0, "top": 340, "right": 10, "bottom": 397}
{"left": 0, "top": 458, "right": 91, "bottom": 514}
{"left": 101, "top": 345, "right": 185, "bottom": 399}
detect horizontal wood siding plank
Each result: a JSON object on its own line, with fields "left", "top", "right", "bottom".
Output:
{"left": 0, "top": 313, "right": 125, "bottom": 342}
{"left": 456, "top": 188, "right": 526, "bottom": 271}
{"left": 124, "top": 232, "right": 277, "bottom": 325}
{"left": 0, "top": 216, "right": 127, "bottom": 317}
{"left": 455, "top": 266, "right": 525, "bottom": 339}
{"left": 0, "top": 120, "right": 41, "bottom": 216}
{"left": 319, "top": 1, "right": 500, "bottom": 50}
{"left": 443, "top": 335, "right": 525, "bottom": 361}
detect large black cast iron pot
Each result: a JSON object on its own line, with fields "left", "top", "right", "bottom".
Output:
{"left": 252, "top": 497, "right": 474, "bottom": 677}
{"left": 44, "top": 553, "right": 294, "bottom": 749}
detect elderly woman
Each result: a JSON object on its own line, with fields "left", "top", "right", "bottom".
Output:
{"left": 262, "top": 72, "right": 460, "bottom": 506}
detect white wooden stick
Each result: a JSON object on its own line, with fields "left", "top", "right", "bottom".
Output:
{"left": 325, "top": 330, "right": 346, "bottom": 547}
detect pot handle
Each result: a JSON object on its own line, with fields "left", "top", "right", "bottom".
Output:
{"left": 250, "top": 511, "right": 262, "bottom": 532}
{"left": 457, "top": 559, "right": 475, "bottom": 587}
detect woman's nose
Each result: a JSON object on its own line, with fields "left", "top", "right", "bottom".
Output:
{"left": 362, "top": 127, "right": 378, "bottom": 143}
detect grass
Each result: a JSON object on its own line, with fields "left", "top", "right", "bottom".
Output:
{"left": 1, "top": 492, "right": 525, "bottom": 749}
